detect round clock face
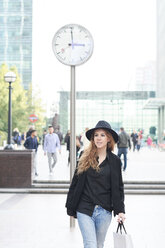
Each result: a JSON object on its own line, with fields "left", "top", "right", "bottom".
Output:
{"left": 52, "top": 24, "right": 94, "bottom": 66}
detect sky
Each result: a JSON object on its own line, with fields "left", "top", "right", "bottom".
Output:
{"left": 32, "top": 0, "right": 156, "bottom": 112}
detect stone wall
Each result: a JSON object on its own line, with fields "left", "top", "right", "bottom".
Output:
{"left": 0, "top": 150, "right": 34, "bottom": 188}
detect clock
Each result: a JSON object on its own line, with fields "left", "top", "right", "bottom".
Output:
{"left": 52, "top": 24, "right": 94, "bottom": 66}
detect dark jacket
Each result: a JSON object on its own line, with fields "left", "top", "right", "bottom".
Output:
{"left": 55, "top": 130, "right": 63, "bottom": 144}
{"left": 65, "top": 151, "right": 125, "bottom": 218}
{"left": 118, "top": 131, "right": 131, "bottom": 149}
{"left": 24, "top": 136, "right": 39, "bottom": 152}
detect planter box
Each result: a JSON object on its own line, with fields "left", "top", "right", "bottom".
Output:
{"left": 0, "top": 150, "right": 34, "bottom": 188}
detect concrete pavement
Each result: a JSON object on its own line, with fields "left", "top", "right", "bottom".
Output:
{"left": 0, "top": 146, "right": 165, "bottom": 247}
{"left": 0, "top": 193, "right": 165, "bottom": 248}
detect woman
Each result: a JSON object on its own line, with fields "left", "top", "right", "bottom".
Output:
{"left": 65, "top": 120, "right": 125, "bottom": 248}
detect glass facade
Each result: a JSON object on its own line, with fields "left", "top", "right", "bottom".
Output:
{"left": 59, "top": 91, "right": 158, "bottom": 137}
{"left": 0, "top": 0, "right": 32, "bottom": 89}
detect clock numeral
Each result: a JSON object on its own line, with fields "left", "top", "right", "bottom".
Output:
{"left": 57, "top": 52, "right": 61, "bottom": 55}
{"left": 55, "top": 44, "right": 59, "bottom": 46}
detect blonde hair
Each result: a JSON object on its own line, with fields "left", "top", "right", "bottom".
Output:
{"left": 77, "top": 130, "right": 115, "bottom": 174}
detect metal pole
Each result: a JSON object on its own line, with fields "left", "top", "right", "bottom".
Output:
{"left": 8, "top": 82, "right": 12, "bottom": 145}
{"left": 70, "top": 65, "right": 76, "bottom": 228}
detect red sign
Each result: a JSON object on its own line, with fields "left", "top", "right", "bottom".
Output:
{"left": 29, "top": 114, "right": 38, "bottom": 123}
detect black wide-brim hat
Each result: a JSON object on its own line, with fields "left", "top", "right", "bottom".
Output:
{"left": 86, "top": 120, "right": 118, "bottom": 143}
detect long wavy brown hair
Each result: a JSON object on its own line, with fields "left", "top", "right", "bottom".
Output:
{"left": 77, "top": 129, "right": 115, "bottom": 174}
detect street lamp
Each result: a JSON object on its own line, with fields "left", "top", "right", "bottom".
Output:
{"left": 4, "top": 71, "right": 16, "bottom": 150}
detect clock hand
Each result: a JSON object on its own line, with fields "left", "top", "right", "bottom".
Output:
{"left": 74, "top": 43, "right": 85, "bottom": 46}
{"left": 70, "top": 29, "right": 74, "bottom": 49}
{"left": 68, "top": 43, "right": 85, "bottom": 47}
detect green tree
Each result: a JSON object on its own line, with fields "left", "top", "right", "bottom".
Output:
{"left": 0, "top": 64, "right": 29, "bottom": 134}
{"left": 0, "top": 64, "right": 46, "bottom": 144}
{"left": 0, "top": 64, "right": 8, "bottom": 133}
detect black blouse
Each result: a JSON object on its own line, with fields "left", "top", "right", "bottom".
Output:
{"left": 77, "top": 156, "right": 112, "bottom": 217}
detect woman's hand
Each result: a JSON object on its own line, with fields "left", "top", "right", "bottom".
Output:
{"left": 117, "top": 213, "right": 126, "bottom": 223}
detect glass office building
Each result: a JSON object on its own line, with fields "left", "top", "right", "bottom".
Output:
{"left": 0, "top": 0, "right": 32, "bottom": 89}
{"left": 59, "top": 91, "right": 158, "bottom": 136}
{"left": 143, "top": 0, "right": 165, "bottom": 142}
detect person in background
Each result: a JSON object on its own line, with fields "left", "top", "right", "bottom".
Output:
{"left": 65, "top": 133, "right": 81, "bottom": 166}
{"left": 24, "top": 129, "right": 39, "bottom": 177}
{"left": 15, "top": 132, "right": 21, "bottom": 146}
{"left": 76, "top": 136, "right": 81, "bottom": 157}
{"left": 66, "top": 120, "right": 125, "bottom": 248}
{"left": 55, "top": 126, "right": 63, "bottom": 145}
{"left": 21, "top": 132, "right": 26, "bottom": 145}
{"left": 44, "top": 126, "right": 61, "bottom": 176}
{"left": 42, "top": 130, "right": 47, "bottom": 149}
{"left": 26, "top": 127, "right": 34, "bottom": 138}
{"left": 117, "top": 127, "right": 131, "bottom": 171}
{"left": 13, "top": 128, "right": 21, "bottom": 146}
{"left": 13, "top": 128, "right": 19, "bottom": 138}
{"left": 147, "top": 136, "right": 152, "bottom": 149}
{"left": 131, "top": 130, "right": 138, "bottom": 151}
{"left": 137, "top": 132, "right": 142, "bottom": 151}
{"left": 65, "top": 131, "right": 70, "bottom": 166}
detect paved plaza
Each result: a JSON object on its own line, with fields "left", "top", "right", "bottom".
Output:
{"left": 0, "top": 146, "right": 165, "bottom": 247}
{"left": 36, "top": 145, "right": 165, "bottom": 182}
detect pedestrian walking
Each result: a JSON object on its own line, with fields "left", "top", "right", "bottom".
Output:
{"left": 13, "top": 128, "right": 21, "bottom": 146}
{"left": 117, "top": 127, "right": 131, "bottom": 171}
{"left": 42, "top": 130, "right": 47, "bottom": 149}
{"left": 13, "top": 128, "right": 19, "bottom": 138}
{"left": 24, "top": 129, "right": 39, "bottom": 176}
{"left": 147, "top": 136, "right": 152, "bottom": 149}
{"left": 26, "top": 127, "right": 34, "bottom": 138}
{"left": 44, "top": 126, "right": 61, "bottom": 175}
{"left": 64, "top": 130, "right": 70, "bottom": 144}
{"left": 13, "top": 129, "right": 22, "bottom": 146}
{"left": 131, "top": 130, "right": 138, "bottom": 151}
{"left": 21, "top": 132, "right": 26, "bottom": 145}
{"left": 55, "top": 126, "right": 63, "bottom": 145}
{"left": 66, "top": 120, "right": 125, "bottom": 248}
{"left": 137, "top": 132, "right": 142, "bottom": 151}
{"left": 66, "top": 133, "right": 81, "bottom": 166}
{"left": 65, "top": 131, "right": 70, "bottom": 166}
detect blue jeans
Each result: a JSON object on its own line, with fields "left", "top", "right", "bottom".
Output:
{"left": 77, "top": 205, "right": 112, "bottom": 248}
{"left": 118, "top": 147, "right": 128, "bottom": 171}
